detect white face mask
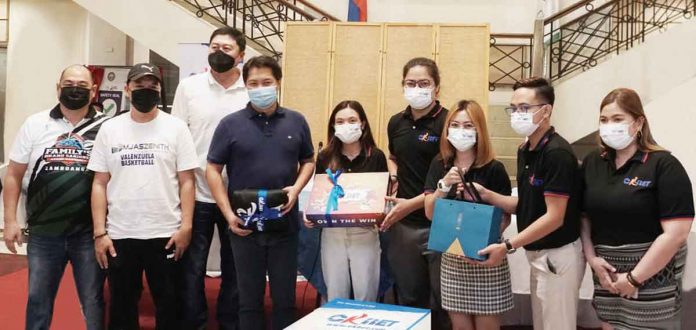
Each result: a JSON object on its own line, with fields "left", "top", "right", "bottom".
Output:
{"left": 599, "top": 122, "right": 636, "bottom": 150}
{"left": 404, "top": 87, "right": 434, "bottom": 110}
{"left": 510, "top": 110, "right": 541, "bottom": 136}
{"left": 447, "top": 128, "right": 477, "bottom": 151}
{"left": 334, "top": 123, "right": 362, "bottom": 144}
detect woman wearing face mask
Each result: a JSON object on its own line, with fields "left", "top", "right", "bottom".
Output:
{"left": 303, "top": 100, "right": 387, "bottom": 302}
{"left": 580, "top": 88, "right": 693, "bottom": 330}
{"left": 424, "top": 100, "right": 513, "bottom": 330}
{"left": 384, "top": 57, "right": 450, "bottom": 328}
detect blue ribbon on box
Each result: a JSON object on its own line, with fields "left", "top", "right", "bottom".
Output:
{"left": 324, "top": 169, "right": 345, "bottom": 227}
{"left": 236, "top": 190, "right": 283, "bottom": 231}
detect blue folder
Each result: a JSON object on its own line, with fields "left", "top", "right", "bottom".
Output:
{"left": 427, "top": 196, "right": 503, "bottom": 261}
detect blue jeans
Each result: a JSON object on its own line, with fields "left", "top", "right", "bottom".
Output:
{"left": 26, "top": 227, "right": 105, "bottom": 330}
{"left": 179, "top": 201, "right": 238, "bottom": 330}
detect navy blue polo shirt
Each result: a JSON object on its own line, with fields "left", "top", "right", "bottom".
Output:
{"left": 207, "top": 103, "right": 315, "bottom": 232}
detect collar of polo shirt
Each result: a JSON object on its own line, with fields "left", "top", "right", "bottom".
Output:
{"left": 520, "top": 126, "right": 556, "bottom": 151}
{"left": 207, "top": 70, "right": 245, "bottom": 91}
{"left": 402, "top": 100, "right": 443, "bottom": 121}
{"left": 50, "top": 103, "right": 97, "bottom": 120}
{"left": 244, "top": 103, "right": 285, "bottom": 118}
{"left": 600, "top": 148, "right": 649, "bottom": 164}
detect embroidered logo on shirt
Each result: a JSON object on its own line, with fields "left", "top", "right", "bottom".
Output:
{"left": 417, "top": 132, "right": 439, "bottom": 143}
{"left": 623, "top": 176, "right": 652, "bottom": 187}
{"left": 529, "top": 174, "right": 544, "bottom": 186}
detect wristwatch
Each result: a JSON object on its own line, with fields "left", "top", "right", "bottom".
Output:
{"left": 504, "top": 238, "right": 516, "bottom": 254}
{"left": 437, "top": 179, "right": 451, "bottom": 193}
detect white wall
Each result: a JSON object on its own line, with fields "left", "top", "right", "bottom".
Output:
{"left": 552, "top": 19, "right": 696, "bottom": 144}
{"left": 86, "top": 13, "right": 127, "bottom": 66}
{"left": 74, "top": 0, "right": 240, "bottom": 66}
{"left": 3, "top": 0, "right": 89, "bottom": 159}
{"left": 645, "top": 76, "right": 696, "bottom": 221}
{"left": 310, "top": 0, "right": 540, "bottom": 33}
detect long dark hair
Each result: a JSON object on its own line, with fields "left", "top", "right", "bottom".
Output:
{"left": 320, "top": 100, "right": 377, "bottom": 171}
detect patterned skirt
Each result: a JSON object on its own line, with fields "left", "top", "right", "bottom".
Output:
{"left": 593, "top": 242, "right": 687, "bottom": 330}
{"left": 440, "top": 253, "right": 514, "bottom": 315}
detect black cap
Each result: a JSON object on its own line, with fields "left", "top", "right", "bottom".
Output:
{"left": 127, "top": 63, "right": 162, "bottom": 82}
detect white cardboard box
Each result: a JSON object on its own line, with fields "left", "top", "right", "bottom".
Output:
{"left": 286, "top": 299, "right": 431, "bottom": 330}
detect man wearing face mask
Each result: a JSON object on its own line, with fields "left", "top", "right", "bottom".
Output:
{"left": 474, "top": 77, "right": 584, "bottom": 330}
{"left": 171, "top": 26, "right": 249, "bottom": 330}
{"left": 88, "top": 63, "right": 198, "bottom": 329}
{"left": 3, "top": 65, "right": 109, "bottom": 330}
{"left": 207, "top": 56, "right": 315, "bottom": 330}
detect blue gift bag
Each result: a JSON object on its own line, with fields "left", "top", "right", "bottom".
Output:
{"left": 427, "top": 182, "right": 503, "bottom": 261}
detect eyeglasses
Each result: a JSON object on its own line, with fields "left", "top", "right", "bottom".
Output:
{"left": 404, "top": 80, "right": 434, "bottom": 89}
{"left": 504, "top": 104, "right": 547, "bottom": 116}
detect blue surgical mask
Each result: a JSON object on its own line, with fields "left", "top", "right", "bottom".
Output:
{"left": 248, "top": 85, "right": 278, "bottom": 109}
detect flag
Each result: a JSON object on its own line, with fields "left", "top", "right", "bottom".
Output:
{"left": 347, "top": 0, "right": 367, "bottom": 22}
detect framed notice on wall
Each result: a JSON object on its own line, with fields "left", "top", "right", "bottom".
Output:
{"left": 90, "top": 66, "right": 131, "bottom": 117}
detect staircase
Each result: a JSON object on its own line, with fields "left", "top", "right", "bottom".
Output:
{"left": 172, "top": 0, "right": 338, "bottom": 59}
{"left": 73, "top": 0, "right": 694, "bottom": 186}
{"left": 488, "top": 105, "right": 523, "bottom": 186}
{"left": 548, "top": 0, "right": 696, "bottom": 143}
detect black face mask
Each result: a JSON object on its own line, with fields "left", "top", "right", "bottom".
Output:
{"left": 130, "top": 88, "right": 160, "bottom": 113}
{"left": 59, "top": 87, "right": 91, "bottom": 110}
{"left": 208, "top": 50, "right": 236, "bottom": 73}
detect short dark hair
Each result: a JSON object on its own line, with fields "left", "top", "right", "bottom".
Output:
{"left": 243, "top": 56, "right": 282, "bottom": 83}
{"left": 209, "top": 27, "right": 246, "bottom": 52}
{"left": 402, "top": 57, "right": 440, "bottom": 87}
{"left": 513, "top": 77, "right": 555, "bottom": 105}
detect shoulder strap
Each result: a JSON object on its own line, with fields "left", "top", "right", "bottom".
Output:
{"left": 28, "top": 115, "right": 108, "bottom": 185}
{"left": 72, "top": 114, "right": 109, "bottom": 136}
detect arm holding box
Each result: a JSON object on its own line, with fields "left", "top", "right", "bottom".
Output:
{"left": 206, "top": 162, "right": 251, "bottom": 236}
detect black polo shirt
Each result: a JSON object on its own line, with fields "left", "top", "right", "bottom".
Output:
{"left": 315, "top": 147, "right": 388, "bottom": 174}
{"left": 207, "top": 103, "right": 315, "bottom": 232}
{"left": 388, "top": 102, "right": 448, "bottom": 227}
{"left": 516, "top": 127, "right": 581, "bottom": 250}
{"left": 582, "top": 149, "right": 694, "bottom": 245}
{"left": 424, "top": 157, "right": 512, "bottom": 200}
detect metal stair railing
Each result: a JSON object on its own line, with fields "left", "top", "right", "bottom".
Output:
{"left": 543, "top": 0, "right": 695, "bottom": 81}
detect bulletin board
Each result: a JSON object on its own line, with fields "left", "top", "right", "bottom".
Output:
{"left": 281, "top": 22, "right": 490, "bottom": 152}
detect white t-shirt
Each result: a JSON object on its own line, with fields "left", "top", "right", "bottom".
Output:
{"left": 9, "top": 107, "right": 102, "bottom": 193}
{"left": 171, "top": 71, "right": 249, "bottom": 202}
{"left": 87, "top": 111, "right": 198, "bottom": 239}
